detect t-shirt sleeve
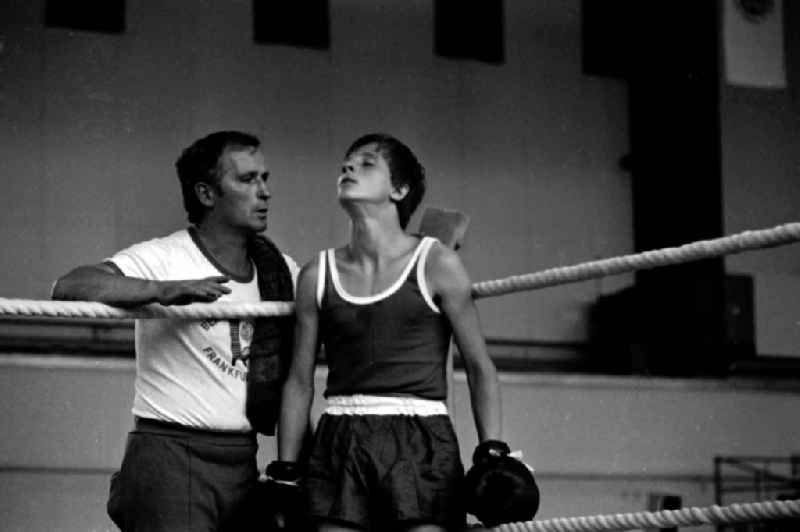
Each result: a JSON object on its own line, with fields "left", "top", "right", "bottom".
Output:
{"left": 282, "top": 253, "right": 301, "bottom": 289}
{"left": 106, "top": 239, "right": 171, "bottom": 280}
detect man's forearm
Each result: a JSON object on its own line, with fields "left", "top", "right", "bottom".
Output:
{"left": 52, "top": 265, "right": 159, "bottom": 307}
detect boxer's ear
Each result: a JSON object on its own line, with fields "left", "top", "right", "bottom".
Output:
{"left": 390, "top": 183, "right": 409, "bottom": 202}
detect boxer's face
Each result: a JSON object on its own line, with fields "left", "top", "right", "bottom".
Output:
{"left": 338, "top": 143, "right": 407, "bottom": 205}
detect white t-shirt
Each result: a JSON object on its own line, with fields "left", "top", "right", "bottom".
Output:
{"left": 108, "top": 229, "right": 298, "bottom": 432}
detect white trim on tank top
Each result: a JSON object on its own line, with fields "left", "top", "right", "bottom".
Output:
{"left": 315, "top": 236, "right": 440, "bottom": 311}
{"left": 414, "top": 238, "right": 440, "bottom": 313}
{"left": 316, "top": 249, "right": 327, "bottom": 307}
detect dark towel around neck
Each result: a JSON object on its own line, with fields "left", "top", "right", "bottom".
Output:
{"left": 246, "top": 235, "right": 295, "bottom": 435}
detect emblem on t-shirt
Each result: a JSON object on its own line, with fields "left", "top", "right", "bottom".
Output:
{"left": 240, "top": 320, "right": 254, "bottom": 343}
{"left": 229, "top": 320, "right": 253, "bottom": 368}
{"left": 200, "top": 319, "right": 219, "bottom": 330}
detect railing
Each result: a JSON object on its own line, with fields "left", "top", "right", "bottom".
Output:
{"left": 0, "top": 316, "right": 591, "bottom": 370}
{"left": 714, "top": 456, "right": 800, "bottom": 532}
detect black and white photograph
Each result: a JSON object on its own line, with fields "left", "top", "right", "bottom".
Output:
{"left": 1, "top": 1, "right": 798, "bottom": 531}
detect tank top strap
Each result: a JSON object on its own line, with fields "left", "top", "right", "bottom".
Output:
{"left": 316, "top": 249, "right": 328, "bottom": 308}
{"left": 414, "top": 236, "right": 441, "bottom": 313}
{"left": 404, "top": 236, "right": 430, "bottom": 276}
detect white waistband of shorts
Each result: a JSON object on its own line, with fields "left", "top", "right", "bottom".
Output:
{"left": 324, "top": 395, "right": 448, "bottom": 416}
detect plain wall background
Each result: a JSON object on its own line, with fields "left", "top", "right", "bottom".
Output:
{"left": 1, "top": 1, "right": 798, "bottom": 345}
{"left": 2, "top": 0, "right": 797, "bottom": 348}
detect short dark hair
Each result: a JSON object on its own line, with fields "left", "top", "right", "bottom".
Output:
{"left": 175, "top": 131, "right": 260, "bottom": 224}
{"left": 345, "top": 133, "right": 426, "bottom": 229}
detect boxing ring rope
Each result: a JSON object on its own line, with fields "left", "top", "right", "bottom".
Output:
{"left": 1, "top": 221, "right": 800, "bottom": 531}
{"left": 471, "top": 221, "right": 800, "bottom": 298}
{"left": 491, "top": 498, "right": 800, "bottom": 532}
{"left": 0, "top": 298, "right": 294, "bottom": 320}
{"left": 0, "top": 221, "right": 798, "bottom": 320}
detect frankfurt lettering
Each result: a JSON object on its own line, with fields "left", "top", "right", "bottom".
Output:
{"left": 203, "top": 347, "right": 246, "bottom": 382}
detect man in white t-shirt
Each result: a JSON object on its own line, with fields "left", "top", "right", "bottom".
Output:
{"left": 52, "top": 131, "right": 298, "bottom": 531}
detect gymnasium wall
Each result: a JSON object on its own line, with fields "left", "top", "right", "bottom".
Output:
{"left": 2, "top": 1, "right": 798, "bottom": 350}
{"left": 0, "top": 0, "right": 632, "bottom": 345}
{"left": 720, "top": 0, "right": 800, "bottom": 358}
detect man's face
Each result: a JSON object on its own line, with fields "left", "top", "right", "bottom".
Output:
{"left": 212, "top": 147, "right": 271, "bottom": 233}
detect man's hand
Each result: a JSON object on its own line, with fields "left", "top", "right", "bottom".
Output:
{"left": 156, "top": 276, "right": 231, "bottom": 305}
{"left": 52, "top": 264, "right": 232, "bottom": 308}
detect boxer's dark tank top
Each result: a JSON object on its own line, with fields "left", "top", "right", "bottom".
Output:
{"left": 317, "top": 237, "right": 452, "bottom": 400}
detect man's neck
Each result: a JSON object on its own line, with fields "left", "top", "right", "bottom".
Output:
{"left": 194, "top": 222, "right": 253, "bottom": 277}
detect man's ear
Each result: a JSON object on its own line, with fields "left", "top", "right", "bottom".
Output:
{"left": 194, "top": 182, "right": 216, "bottom": 208}
{"left": 390, "top": 183, "right": 410, "bottom": 202}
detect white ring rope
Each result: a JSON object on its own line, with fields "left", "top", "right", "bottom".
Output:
{"left": 472, "top": 221, "right": 800, "bottom": 298}
{"left": 0, "top": 299, "right": 294, "bottom": 320}
{"left": 0, "top": 222, "right": 797, "bottom": 319}
{"left": 491, "top": 498, "right": 800, "bottom": 532}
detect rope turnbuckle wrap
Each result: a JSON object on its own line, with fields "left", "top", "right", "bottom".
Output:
{"left": 491, "top": 498, "right": 800, "bottom": 532}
